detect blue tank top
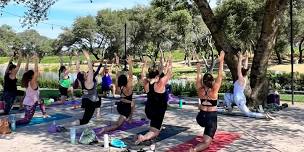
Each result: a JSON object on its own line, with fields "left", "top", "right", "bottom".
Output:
{"left": 101, "top": 74, "right": 112, "bottom": 87}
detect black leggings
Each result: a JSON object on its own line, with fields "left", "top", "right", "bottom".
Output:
{"left": 80, "top": 98, "right": 100, "bottom": 125}
{"left": 145, "top": 104, "right": 167, "bottom": 130}
{"left": 196, "top": 111, "right": 217, "bottom": 138}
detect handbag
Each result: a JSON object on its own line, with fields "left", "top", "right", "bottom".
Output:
{"left": 79, "top": 128, "right": 98, "bottom": 145}
{"left": 0, "top": 118, "right": 11, "bottom": 134}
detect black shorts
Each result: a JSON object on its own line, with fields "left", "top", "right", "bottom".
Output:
{"left": 145, "top": 104, "right": 167, "bottom": 130}
{"left": 59, "top": 86, "right": 68, "bottom": 96}
{"left": 117, "top": 101, "right": 131, "bottom": 118}
{"left": 196, "top": 111, "right": 217, "bottom": 138}
{"left": 81, "top": 97, "right": 101, "bottom": 109}
{"left": 101, "top": 85, "right": 111, "bottom": 93}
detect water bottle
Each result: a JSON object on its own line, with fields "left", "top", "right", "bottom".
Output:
{"left": 104, "top": 134, "right": 109, "bottom": 148}
{"left": 70, "top": 128, "right": 76, "bottom": 144}
{"left": 179, "top": 98, "right": 183, "bottom": 109}
{"left": 10, "top": 114, "right": 16, "bottom": 131}
{"left": 150, "top": 144, "right": 156, "bottom": 151}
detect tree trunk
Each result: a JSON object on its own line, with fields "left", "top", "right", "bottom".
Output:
{"left": 194, "top": 0, "right": 239, "bottom": 81}
{"left": 194, "top": 0, "right": 288, "bottom": 106}
{"left": 299, "top": 37, "right": 304, "bottom": 63}
{"left": 249, "top": 0, "right": 288, "bottom": 106}
{"left": 275, "top": 49, "right": 283, "bottom": 64}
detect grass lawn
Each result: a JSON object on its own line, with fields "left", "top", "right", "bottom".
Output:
{"left": 280, "top": 94, "right": 304, "bottom": 102}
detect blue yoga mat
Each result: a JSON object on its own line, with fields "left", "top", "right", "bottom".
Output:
{"left": 17, "top": 113, "right": 72, "bottom": 128}
{"left": 122, "top": 124, "right": 189, "bottom": 149}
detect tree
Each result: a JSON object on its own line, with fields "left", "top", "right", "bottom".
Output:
{"left": 18, "top": 29, "right": 53, "bottom": 59}
{"left": 0, "top": 0, "right": 57, "bottom": 26}
{"left": 193, "top": 0, "right": 289, "bottom": 106}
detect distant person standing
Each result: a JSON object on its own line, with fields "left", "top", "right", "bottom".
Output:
{"left": 100, "top": 61, "right": 116, "bottom": 97}
{"left": 58, "top": 65, "right": 74, "bottom": 104}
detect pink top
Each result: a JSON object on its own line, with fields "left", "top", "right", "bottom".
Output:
{"left": 23, "top": 82, "right": 40, "bottom": 106}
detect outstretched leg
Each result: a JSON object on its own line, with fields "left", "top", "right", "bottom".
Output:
{"left": 99, "top": 115, "right": 126, "bottom": 134}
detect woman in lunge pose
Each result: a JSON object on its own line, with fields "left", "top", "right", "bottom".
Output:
{"left": 16, "top": 54, "right": 48, "bottom": 125}
{"left": 223, "top": 52, "right": 273, "bottom": 119}
{"left": 135, "top": 55, "right": 172, "bottom": 144}
{"left": 98, "top": 55, "right": 135, "bottom": 134}
{"left": 189, "top": 51, "right": 225, "bottom": 152}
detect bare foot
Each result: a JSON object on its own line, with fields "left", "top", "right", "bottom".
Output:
{"left": 97, "top": 128, "right": 105, "bottom": 135}
{"left": 189, "top": 147, "right": 196, "bottom": 152}
{"left": 135, "top": 134, "right": 145, "bottom": 145}
{"left": 43, "top": 114, "right": 50, "bottom": 118}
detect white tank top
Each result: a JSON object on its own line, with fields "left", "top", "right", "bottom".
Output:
{"left": 23, "top": 82, "right": 40, "bottom": 106}
{"left": 233, "top": 80, "right": 245, "bottom": 97}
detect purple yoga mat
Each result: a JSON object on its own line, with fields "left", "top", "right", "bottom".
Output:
{"left": 50, "top": 100, "right": 81, "bottom": 106}
{"left": 76, "top": 119, "right": 149, "bottom": 137}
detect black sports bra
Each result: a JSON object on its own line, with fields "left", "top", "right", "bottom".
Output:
{"left": 200, "top": 87, "right": 217, "bottom": 107}
{"left": 120, "top": 87, "right": 133, "bottom": 102}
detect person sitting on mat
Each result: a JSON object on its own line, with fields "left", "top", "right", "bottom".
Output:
{"left": 1, "top": 51, "right": 22, "bottom": 115}
{"left": 223, "top": 51, "right": 273, "bottom": 119}
{"left": 98, "top": 55, "right": 135, "bottom": 134}
{"left": 58, "top": 65, "right": 74, "bottom": 104}
{"left": 73, "top": 50, "right": 101, "bottom": 125}
{"left": 100, "top": 61, "right": 116, "bottom": 97}
{"left": 16, "top": 54, "right": 49, "bottom": 125}
{"left": 189, "top": 51, "right": 225, "bottom": 152}
{"left": 135, "top": 55, "right": 173, "bottom": 144}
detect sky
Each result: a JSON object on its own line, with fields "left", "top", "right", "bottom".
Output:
{"left": 0, "top": 0, "right": 217, "bottom": 39}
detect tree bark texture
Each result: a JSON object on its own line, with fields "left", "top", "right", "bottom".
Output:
{"left": 299, "top": 37, "right": 304, "bottom": 63}
{"left": 194, "top": 0, "right": 288, "bottom": 106}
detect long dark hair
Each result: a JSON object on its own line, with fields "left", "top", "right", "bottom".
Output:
{"left": 118, "top": 74, "right": 128, "bottom": 87}
{"left": 203, "top": 73, "right": 214, "bottom": 88}
{"left": 59, "top": 66, "right": 66, "bottom": 79}
{"left": 6, "top": 62, "right": 16, "bottom": 74}
{"left": 74, "top": 72, "right": 85, "bottom": 89}
{"left": 21, "top": 70, "right": 34, "bottom": 88}
{"left": 148, "top": 68, "right": 159, "bottom": 79}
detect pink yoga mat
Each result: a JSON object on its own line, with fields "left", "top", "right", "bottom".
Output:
{"left": 167, "top": 131, "right": 240, "bottom": 152}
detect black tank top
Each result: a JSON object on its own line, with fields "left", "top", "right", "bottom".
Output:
{"left": 3, "top": 73, "right": 17, "bottom": 93}
{"left": 200, "top": 87, "right": 217, "bottom": 107}
{"left": 120, "top": 86, "right": 133, "bottom": 102}
{"left": 147, "top": 83, "right": 167, "bottom": 107}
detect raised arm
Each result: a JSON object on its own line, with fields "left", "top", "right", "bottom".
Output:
{"left": 75, "top": 52, "right": 80, "bottom": 73}
{"left": 159, "top": 56, "right": 173, "bottom": 85}
{"left": 94, "top": 60, "right": 102, "bottom": 78}
{"left": 244, "top": 51, "right": 249, "bottom": 69}
{"left": 5, "top": 56, "right": 14, "bottom": 74}
{"left": 83, "top": 50, "right": 93, "bottom": 83}
{"left": 213, "top": 51, "right": 225, "bottom": 92}
{"left": 127, "top": 56, "right": 133, "bottom": 88}
{"left": 30, "top": 55, "right": 39, "bottom": 89}
{"left": 196, "top": 63, "right": 203, "bottom": 90}
{"left": 159, "top": 49, "right": 165, "bottom": 73}
{"left": 237, "top": 52, "right": 244, "bottom": 81}
{"left": 13, "top": 56, "right": 22, "bottom": 75}
{"left": 141, "top": 57, "right": 149, "bottom": 90}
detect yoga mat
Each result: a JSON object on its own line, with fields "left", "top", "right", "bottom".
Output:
{"left": 123, "top": 124, "right": 189, "bottom": 150}
{"left": 17, "top": 113, "right": 72, "bottom": 128}
{"left": 166, "top": 131, "right": 240, "bottom": 152}
{"left": 217, "top": 110, "right": 245, "bottom": 117}
{"left": 76, "top": 119, "right": 149, "bottom": 138}
{"left": 50, "top": 100, "right": 81, "bottom": 106}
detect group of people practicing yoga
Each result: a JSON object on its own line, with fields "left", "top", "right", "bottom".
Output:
{"left": 1, "top": 49, "right": 273, "bottom": 151}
